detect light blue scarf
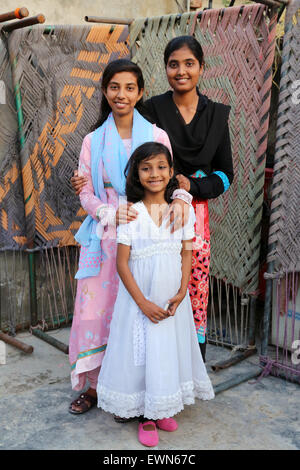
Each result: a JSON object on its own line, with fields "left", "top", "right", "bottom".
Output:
{"left": 75, "top": 109, "right": 153, "bottom": 279}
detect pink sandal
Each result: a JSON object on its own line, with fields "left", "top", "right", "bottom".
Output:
{"left": 156, "top": 417, "right": 178, "bottom": 432}
{"left": 138, "top": 421, "right": 159, "bottom": 447}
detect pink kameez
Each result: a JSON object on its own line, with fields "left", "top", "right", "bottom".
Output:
{"left": 69, "top": 125, "right": 172, "bottom": 391}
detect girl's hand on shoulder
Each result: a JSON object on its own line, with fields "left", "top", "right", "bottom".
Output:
{"left": 71, "top": 170, "right": 88, "bottom": 195}
{"left": 166, "top": 292, "right": 185, "bottom": 317}
{"left": 139, "top": 299, "right": 169, "bottom": 324}
{"left": 165, "top": 198, "right": 190, "bottom": 233}
{"left": 116, "top": 203, "right": 138, "bottom": 226}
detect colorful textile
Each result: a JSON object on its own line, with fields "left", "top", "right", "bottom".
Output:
{"left": 188, "top": 233, "right": 211, "bottom": 343}
{"left": 188, "top": 171, "right": 210, "bottom": 343}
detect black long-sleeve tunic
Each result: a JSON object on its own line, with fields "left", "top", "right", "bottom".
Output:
{"left": 144, "top": 90, "right": 234, "bottom": 199}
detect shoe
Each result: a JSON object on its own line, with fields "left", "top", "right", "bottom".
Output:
{"left": 68, "top": 392, "right": 97, "bottom": 415}
{"left": 156, "top": 417, "right": 178, "bottom": 432}
{"left": 138, "top": 421, "right": 159, "bottom": 447}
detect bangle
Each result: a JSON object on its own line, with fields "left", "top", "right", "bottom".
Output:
{"left": 171, "top": 189, "right": 193, "bottom": 206}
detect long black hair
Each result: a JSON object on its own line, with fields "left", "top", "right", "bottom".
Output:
{"left": 91, "top": 59, "right": 152, "bottom": 131}
{"left": 125, "top": 142, "right": 179, "bottom": 203}
{"left": 164, "top": 35, "right": 205, "bottom": 68}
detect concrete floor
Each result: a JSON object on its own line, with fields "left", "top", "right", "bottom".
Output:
{"left": 0, "top": 327, "right": 299, "bottom": 450}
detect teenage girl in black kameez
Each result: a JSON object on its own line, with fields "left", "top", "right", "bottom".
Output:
{"left": 143, "top": 36, "right": 233, "bottom": 361}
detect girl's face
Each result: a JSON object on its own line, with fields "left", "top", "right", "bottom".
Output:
{"left": 103, "top": 71, "right": 143, "bottom": 117}
{"left": 138, "top": 154, "right": 173, "bottom": 195}
{"left": 166, "top": 45, "right": 203, "bottom": 94}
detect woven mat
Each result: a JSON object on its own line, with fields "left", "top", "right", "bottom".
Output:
{"left": 6, "top": 24, "right": 129, "bottom": 248}
{"left": 130, "top": 5, "right": 277, "bottom": 294}
{"left": 0, "top": 35, "right": 26, "bottom": 250}
{"left": 267, "top": 0, "right": 300, "bottom": 277}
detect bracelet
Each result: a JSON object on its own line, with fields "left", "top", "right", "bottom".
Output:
{"left": 171, "top": 189, "right": 193, "bottom": 206}
{"left": 212, "top": 171, "right": 230, "bottom": 193}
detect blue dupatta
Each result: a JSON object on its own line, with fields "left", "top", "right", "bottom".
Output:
{"left": 75, "top": 110, "right": 153, "bottom": 279}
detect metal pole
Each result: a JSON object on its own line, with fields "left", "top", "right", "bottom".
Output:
{"left": 28, "top": 250, "right": 38, "bottom": 326}
{"left": 261, "top": 261, "right": 275, "bottom": 356}
{"left": 31, "top": 329, "right": 69, "bottom": 354}
{"left": 84, "top": 16, "right": 133, "bottom": 25}
{"left": 0, "top": 331, "right": 33, "bottom": 354}
{"left": 214, "top": 367, "right": 262, "bottom": 394}
{"left": 2, "top": 14, "right": 45, "bottom": 33}
{"left": 248, "top": 295, "right": 257, "bottom": 347}
{"left": 211, "top": 348, "right": 257, "bottom": 372}
{"left": 0, "top": 7, "right": 29, "bottom": 23}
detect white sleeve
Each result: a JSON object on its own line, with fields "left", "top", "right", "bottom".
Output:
{"left": 182, "top": 206, "right": 196, "bottom": 240}
{"left": 117, "top": 222, "right": 132, "bottom": 246}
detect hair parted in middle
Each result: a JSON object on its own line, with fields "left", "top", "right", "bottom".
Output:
{"left": 91, "top": 58, "right": 153, "bottom": 131}
{"left": 164, "top": 35, "right": 205, "bottom": 68}
{"left": 125, "top": 142, "right": 179, "bottom": 204}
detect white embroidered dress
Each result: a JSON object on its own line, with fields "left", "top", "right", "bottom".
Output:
{"left": 97, "top": 202, "right": 214, "bottom": 420}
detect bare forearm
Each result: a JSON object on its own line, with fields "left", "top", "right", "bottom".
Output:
{"left": 117, "top": 259, "right": 146, "bottom": 308}
{"left": 178, "top": 244, "right": 192, "bottom": 296}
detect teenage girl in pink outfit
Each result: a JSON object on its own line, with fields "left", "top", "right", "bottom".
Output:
{"left": 69, "top": 59, "right": 192, "bottom": 415}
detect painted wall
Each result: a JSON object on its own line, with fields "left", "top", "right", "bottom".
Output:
{"left": 1, "top": 0, "right": 235, "bottom": 25}
{"left": 3, "top": 0, "right": 176, "bottom": 24}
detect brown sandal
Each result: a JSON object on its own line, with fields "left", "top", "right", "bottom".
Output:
{"left": 69, "top": 392, "right": 97, "bottom": 415}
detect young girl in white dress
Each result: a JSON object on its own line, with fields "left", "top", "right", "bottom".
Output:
{"left": 97, "top": 142, "right": 214, "bottom": 447}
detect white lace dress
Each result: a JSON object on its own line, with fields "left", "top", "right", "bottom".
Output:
{"left": 97, "top": 201, "right": 215, "bottom": 420}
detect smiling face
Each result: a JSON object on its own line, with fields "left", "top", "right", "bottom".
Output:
{"left": 138, "top": 153, "right": 173, "bottom": 195}
{"left": 103, "top": 71, "right": 144, "bottom": 118}
{"left": 166, "top": 45, "right": 203, "bottom": 94}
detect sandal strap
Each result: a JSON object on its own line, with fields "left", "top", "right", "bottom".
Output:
{"left": 71, "top": 392, "right": 97, "bottom": 409}
{"left": 79, "top": 393, "right": 97, "bottom": 405}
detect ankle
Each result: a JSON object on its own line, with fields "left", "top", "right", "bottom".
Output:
{"left": 86, "top": 387, "right": 97, "bottom": 397}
